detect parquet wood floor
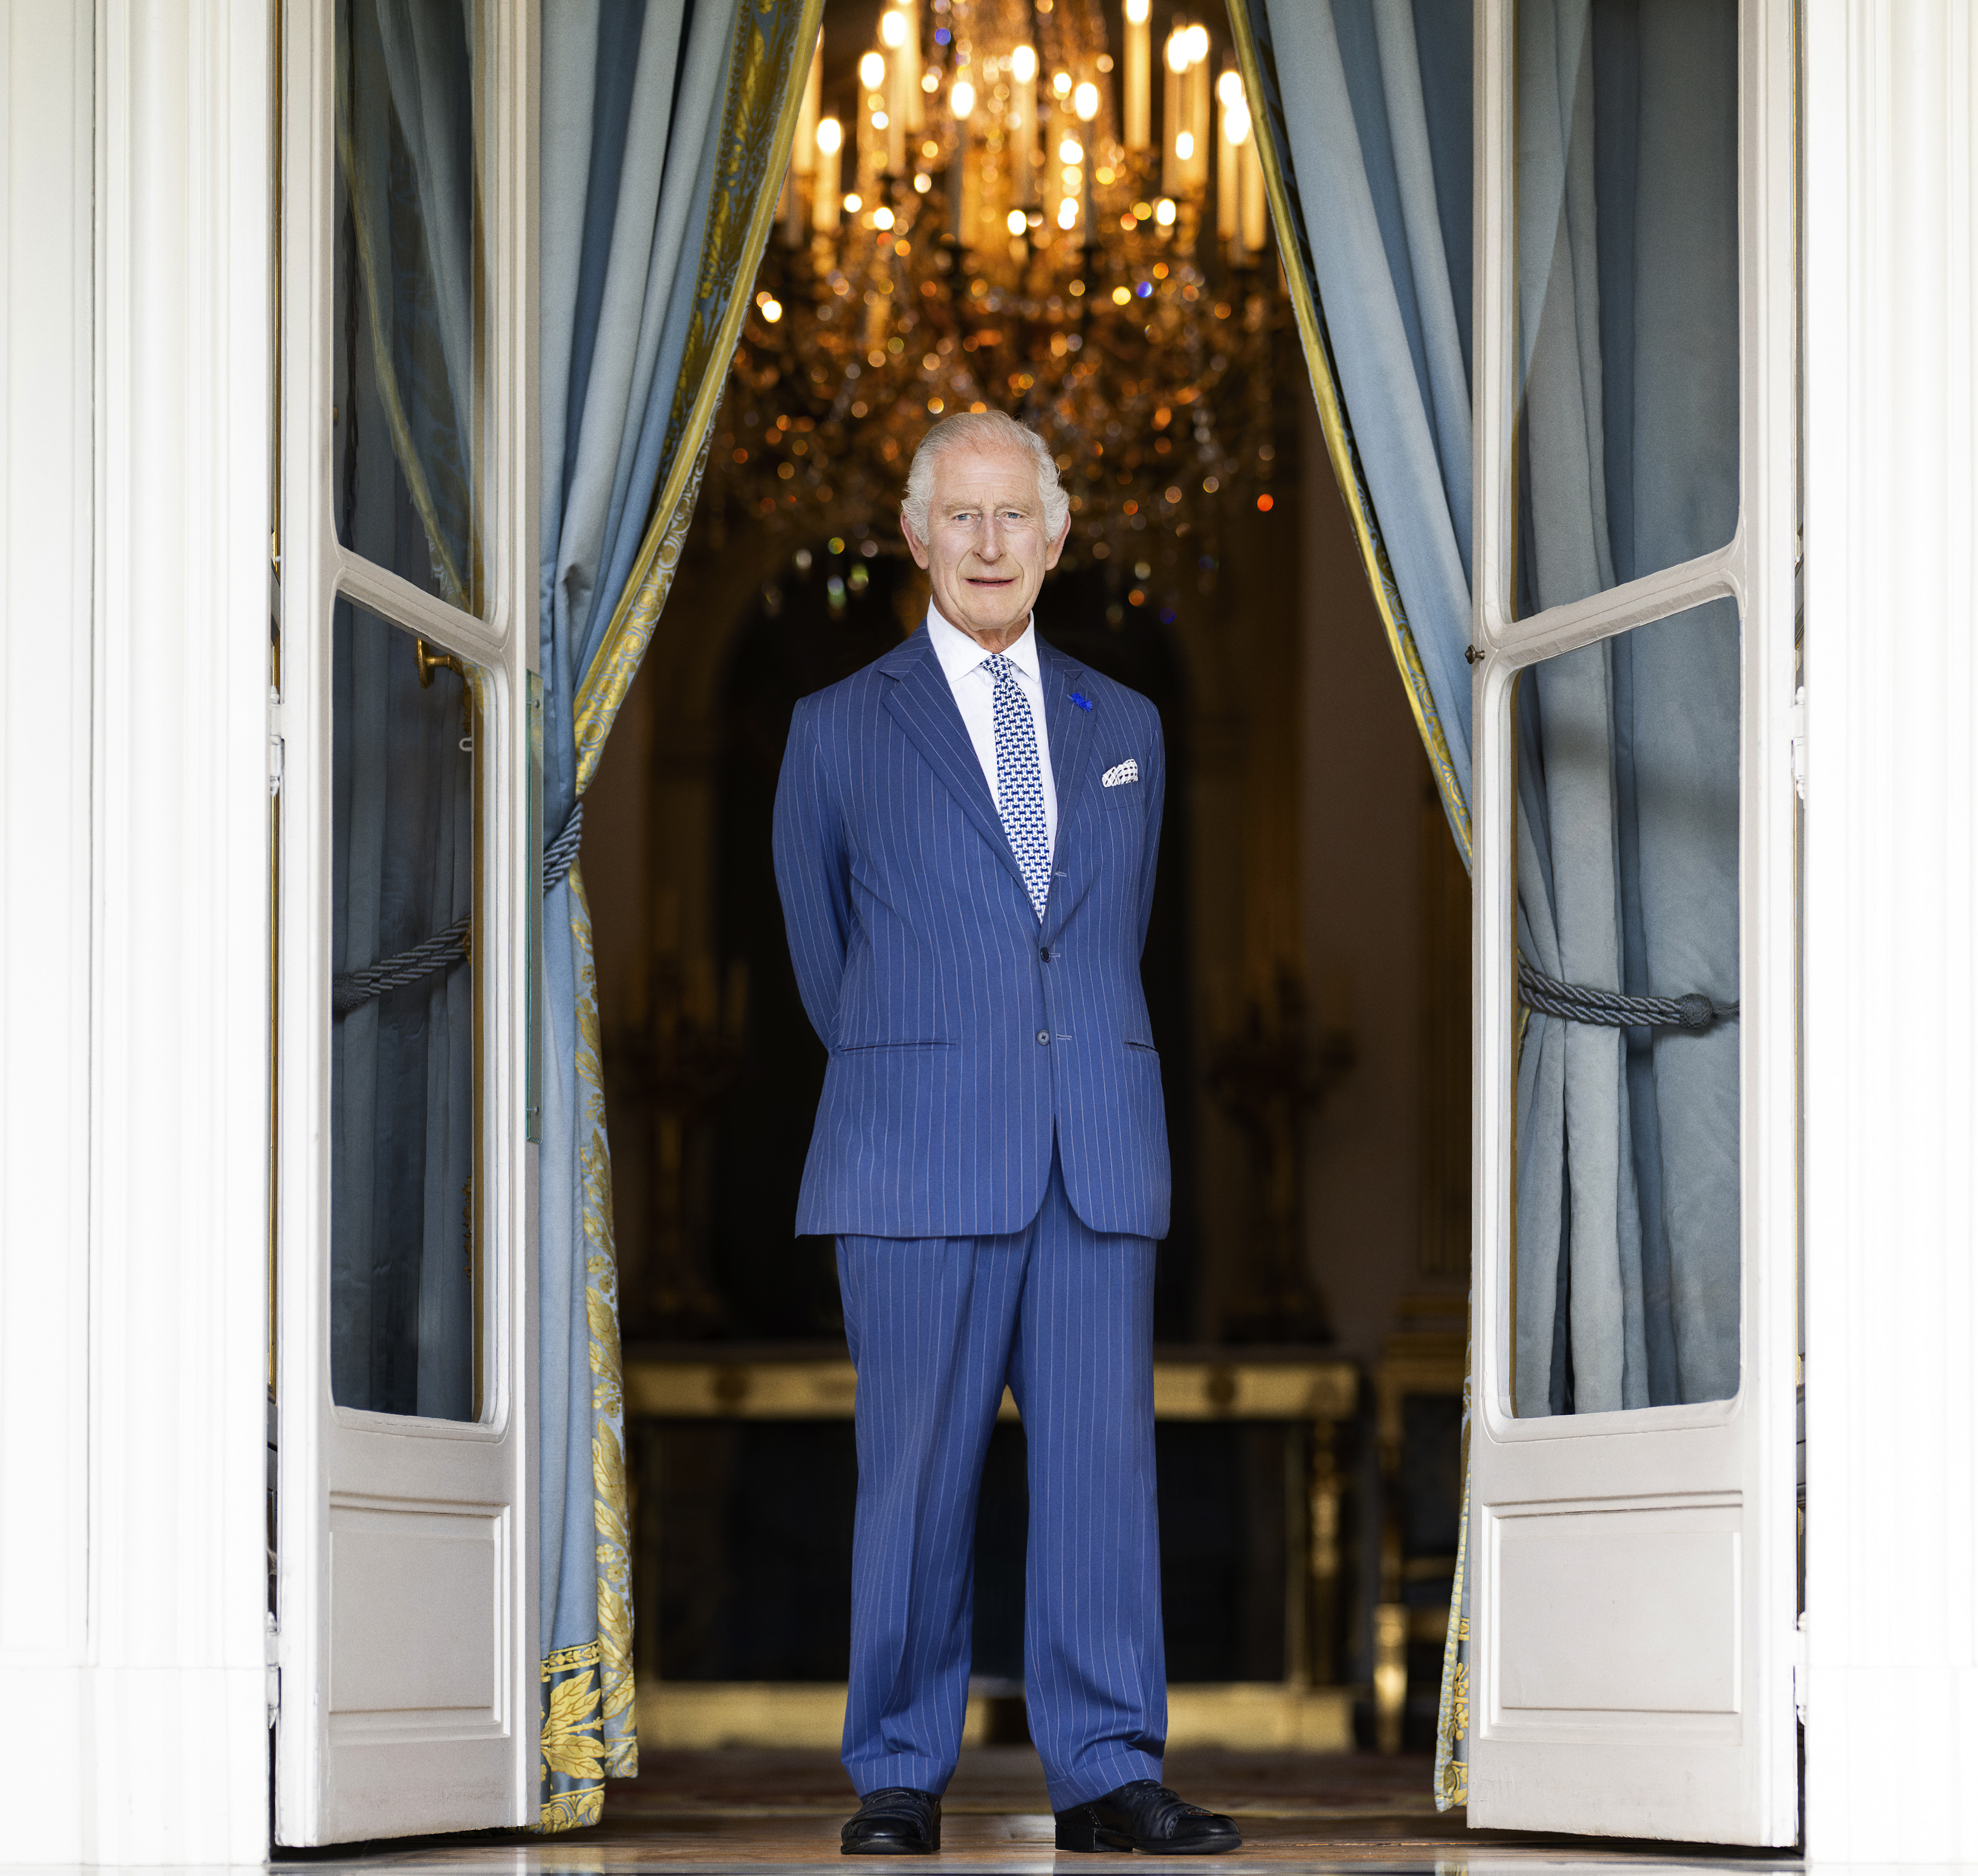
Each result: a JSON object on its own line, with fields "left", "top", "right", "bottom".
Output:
{"left": 270, "top": 1749, "right": 1803, "bottom": 1874}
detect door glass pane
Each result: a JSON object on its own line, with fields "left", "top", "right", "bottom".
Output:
{"left": 333, "top": 0, "right": 486, "bottom": 613}
{"left": 1513, "top": 0, "right": 1738, "bottom": 617}
{"left": 331, "top": 598, "right": 481, "bottom": 1421}
{"left": 1510, "top": 599, "right": 1739, "bottom": 1415}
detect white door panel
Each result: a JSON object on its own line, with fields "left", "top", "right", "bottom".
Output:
{"left": 1490, "top": 1499, "right": 1742, "bottom": 1719}
{"left": 1463, "top": 0, "right": 1798, "bottom": 1844}
{"left": 327, "top": 1499, "right": 508, "bottom": 1724}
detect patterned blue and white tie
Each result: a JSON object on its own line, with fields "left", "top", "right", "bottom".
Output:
{"left": 985, "top": 652, "right": 1050, "bottom": 921}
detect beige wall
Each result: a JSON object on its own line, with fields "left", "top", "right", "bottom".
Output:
{"left": 1297, "top": 401, "right": 1468, "bottom": 1368}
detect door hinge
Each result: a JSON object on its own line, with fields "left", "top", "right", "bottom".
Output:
{"left": 1788, "top": 686, "right": 1807, "bottom": 802}
{"left": 1793, "top": 1611, "right": 1809, "bottom": 1724}
{"left": 268, "top": 687, "right": 286, "bottom": 799}
{"left": 265, "top": 1613, "right": 281, "bottom": 1727}
{"left": 267, "top": 692, "right": 287, "bottom": 802}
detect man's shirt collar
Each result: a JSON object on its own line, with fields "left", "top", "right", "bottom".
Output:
{"left": 927, "top": 601, "right": 1040, "bottom": 682}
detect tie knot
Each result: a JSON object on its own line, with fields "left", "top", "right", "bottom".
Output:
{"left": 984, "top": 652, "right": 1016, "bottom": 683}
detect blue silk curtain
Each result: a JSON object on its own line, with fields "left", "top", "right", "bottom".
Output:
{"left": 535, "top": 0, "right": 822, "bottom": 1831}
{"left": 1230, "top": 0, "right": 1741, "bottom": 1809}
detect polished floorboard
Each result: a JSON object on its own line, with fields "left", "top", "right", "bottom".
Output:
{"left": 270, "top": 1748, "right": 1804, "bottom": 1874}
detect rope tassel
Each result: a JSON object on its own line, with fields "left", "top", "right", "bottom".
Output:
{"left": 332, "top": 800, "right": 585, "bottom": 1016}
{"left": 1517, "top": 960, "right": 1737, "bottom": 1032}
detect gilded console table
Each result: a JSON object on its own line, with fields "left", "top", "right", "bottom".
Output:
{"left": 624, "top": 1352, "right": 1360, "bottom": 1753}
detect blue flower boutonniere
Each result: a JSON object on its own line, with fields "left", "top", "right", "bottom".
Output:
{"left": 1069, "top": 691, "right": 1094, "bottom": 712}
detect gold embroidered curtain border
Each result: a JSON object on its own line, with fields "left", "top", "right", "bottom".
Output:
{"left": 1226, "top": 0, "right": 1472, "bottom": 868}
{"left": 572, "top": 0, "right": 827, "bottom": 795}
{"left": 537, "top": 863, "right": 637, "bottom": 1834}
{"left": 537, "top": 0, "right": 824, "bottom": 1832}
{"left": 1433, "top": 1379, "right": 1472, "bottom": 1808}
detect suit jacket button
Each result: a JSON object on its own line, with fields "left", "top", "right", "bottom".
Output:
{"left": 1036, "top": 1030, "right": 1051, "bottom": 1045}
{"left": 1039, "top": 946, "right": 1051, "bottom": 962}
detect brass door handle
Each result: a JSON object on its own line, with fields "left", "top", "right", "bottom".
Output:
{"left": 414, "top": 636, "right": 466, "bottom": 689}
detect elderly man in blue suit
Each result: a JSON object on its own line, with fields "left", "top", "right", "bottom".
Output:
{"left": 774, "top": 410, "right": 1240, "bottom": 1858}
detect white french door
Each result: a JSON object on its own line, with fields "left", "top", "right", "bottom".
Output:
{"left": 1464, "top": 0, "right": 1798, "bottom": 1845}
{"left": 272, "top": 0, "right": 539, "bottom": 1843}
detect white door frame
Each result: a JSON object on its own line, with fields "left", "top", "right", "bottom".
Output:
{"left": 1801, "top": 1, "right": 1978, "bottom": 1861}
{"left": 0, "top": 1, "right": 275, "bottom": 1863}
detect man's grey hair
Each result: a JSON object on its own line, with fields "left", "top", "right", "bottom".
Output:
{"left": 902, "top": 410, "right": 1071, "bottom": 541}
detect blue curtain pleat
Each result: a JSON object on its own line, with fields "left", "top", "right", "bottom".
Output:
{"left": 540, "top": 0, "right": 687, "bottom": 1661}
{"left": 538, "top": 0, "right": 785, "bottom": 1826}
{"left": 581, "top": 6, "right": 738, "bottom": 677}
{"left": 1264, "top": 0, "right": 1478, "bottom": 826}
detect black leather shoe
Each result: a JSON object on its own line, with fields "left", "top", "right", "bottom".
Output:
{"left": 842, "top": 1786, "right": 942, "bottom": 1854}
{"left": 1055, "top": 1780, "right": 1242, "bottom": 1854}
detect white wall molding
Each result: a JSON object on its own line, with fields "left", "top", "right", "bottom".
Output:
{"left": 1803, "top": 2, "right": 1978, "bottom": 1861}
{"left": 0, "top": 1, "right": 273, "bottom": 1861}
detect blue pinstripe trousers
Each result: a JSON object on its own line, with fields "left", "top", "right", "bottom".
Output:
{"left": 836, "top": 1146, "right": 1167, "bottom": 1811}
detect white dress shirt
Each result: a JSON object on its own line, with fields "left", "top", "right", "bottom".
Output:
{"left": 926, "top": 602, "right": 1058, "bottom": 869}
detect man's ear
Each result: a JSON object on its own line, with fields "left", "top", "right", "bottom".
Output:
{"left": 900, "top": 508, "right": 931, "bottom": 570}
{"left": 1044, "top": 507, "right": 1073, "bottom": 570}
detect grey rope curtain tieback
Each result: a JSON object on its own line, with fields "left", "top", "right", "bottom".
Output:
{"left": 1517, "top": 960, "right": 1738, "bottom": 1032}
{"left": 332, "top": 799, "right": 585, "bottom": 1016}
{"left": 542, "top": 798, "right": 585, "bottom": 894}
{"left": 332, "top": 915, "right": 473, "bottom": 1016}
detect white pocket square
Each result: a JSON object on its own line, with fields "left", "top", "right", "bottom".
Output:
{"left": 1102, "top": 759, "right": 1140, "bottom": 788}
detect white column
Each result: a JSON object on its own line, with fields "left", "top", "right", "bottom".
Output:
{"left": 1802, "top": 3, "right": 1978, "bottom": 1862}
{"left": 0, "top": 4, "right": 96, "bottom": 1858}
{"left": 0, "top": 0, "right": 273, "bottom": 1861}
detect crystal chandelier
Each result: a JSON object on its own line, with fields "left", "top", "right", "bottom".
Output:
{"left": 704, "top": 0, "right": 1295, "bottom": 572}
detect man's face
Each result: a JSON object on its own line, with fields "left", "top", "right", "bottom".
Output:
{"left": 901, "top": 442, "right": 1071, "bottom": 646}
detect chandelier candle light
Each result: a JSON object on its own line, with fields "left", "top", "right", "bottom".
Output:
{"left": 714, "top": 0, "right": 1291, "bottom": 573}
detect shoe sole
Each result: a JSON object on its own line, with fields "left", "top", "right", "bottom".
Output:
{"left": 1056, "top": 1822, "right": 1243, "bottom": 1855}
{"left": 841, "top": 1831, "right": 941, "bottom": 1855}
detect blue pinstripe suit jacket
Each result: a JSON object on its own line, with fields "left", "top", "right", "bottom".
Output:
{"left": 772, "top": 623, "right": 1170, "bottom": 1241}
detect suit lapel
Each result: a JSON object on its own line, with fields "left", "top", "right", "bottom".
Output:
{"left": 1038, "top": 640, "right": 1098, "bottom": 942}
{"left": 1040, "top": 640, "right": 1099, "bottom": 827}
{"left": 879, "top": 628, "right": 1030, "bottom": 897}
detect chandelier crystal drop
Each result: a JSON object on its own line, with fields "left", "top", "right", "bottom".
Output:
{"left": 706, "top": 0, "right": 1294, "bottom": 570}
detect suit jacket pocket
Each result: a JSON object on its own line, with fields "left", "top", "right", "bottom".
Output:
{"left": 1100, "top": 774, "right": 1148, "bottom": 810}
{"left": 1123, "top": 1038, "right": 1159, "bottom": 1055}
{"left": 832, "top": 1038, "right": 958, "bottom": 1053}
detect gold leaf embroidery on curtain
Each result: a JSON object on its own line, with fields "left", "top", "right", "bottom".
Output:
{"left": 1432, "top": 1374, "right": 1474, "bottom": 1810}
{"left": 574, "top": 430, "right": 713, "bottom": 793}
{"left": 539, "top": 862, "right": 639, "bottom": 1828}
{"left": 542, "top": 1668, "right": 607, "bottom": 1780}
{"left": 541, "top": 1787, "right": 605, "bottom": 1833}
{"left": 1227, "top": 1, "right": 1471, "bottom": 866}
{"left": 540, "top": 1640, "right": 608, "bottom": 1828}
